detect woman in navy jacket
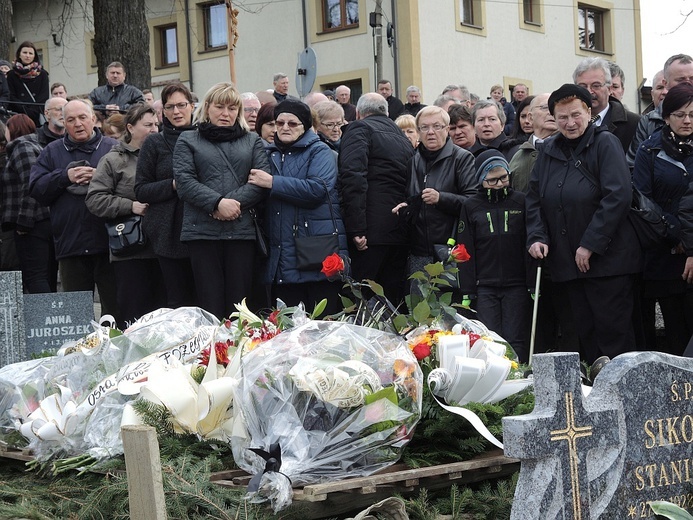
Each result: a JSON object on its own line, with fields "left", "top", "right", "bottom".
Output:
{"left": 634, "top": 82, "right": 693, "bottom": 355}
{"left": 248, "top": 99, "right": 348, "bottom": 314}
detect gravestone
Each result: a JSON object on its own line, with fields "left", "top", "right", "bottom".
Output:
{"left": 0, "top": 272, "right": 26, "bottom": 367}
{"left": 504, "top": 352, "right": 693, "bottom": 519}
{"left": 23, "top": 291, "right": 94, "bottom": 358}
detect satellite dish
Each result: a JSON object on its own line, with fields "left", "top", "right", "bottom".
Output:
{"left": 296, "top": 47, "right": 318, "bottom": 98}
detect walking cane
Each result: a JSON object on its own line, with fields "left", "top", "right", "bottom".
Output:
{"left": 528, "top": 260, "right": 543, "bottom": 366}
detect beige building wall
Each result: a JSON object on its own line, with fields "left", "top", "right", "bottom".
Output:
{"left": 9, "top": 0, "right": 641, "bottom": 109}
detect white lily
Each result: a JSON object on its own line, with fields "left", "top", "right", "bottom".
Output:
{"left": 19, "top": 385, "right": 79, "bottom": 441}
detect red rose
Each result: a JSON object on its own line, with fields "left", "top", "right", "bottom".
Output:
{"left": 321, "top": 253, "right": 345, "bottom": 278}
{"left": 412, "top": 341, "right": 431, "bottom": 360}
{"left": 450, "top": 244, "right": 471, "bottom": 263}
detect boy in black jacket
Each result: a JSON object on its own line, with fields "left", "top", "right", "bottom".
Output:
{"left": 457, "top": 150, "right": 532, "bottom": 362}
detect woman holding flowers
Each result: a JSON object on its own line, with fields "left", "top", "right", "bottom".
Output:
{"left": 248, "top": 99, "right": 348, "bottom": 314}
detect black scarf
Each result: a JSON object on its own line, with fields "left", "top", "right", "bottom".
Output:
{"left": 661, "top": 124, "right": 693, "bottom": 162}
{"left": 418, "top": 138, "right": 449, "bottom": 163}
{"left": 162, "top": 118, "right": 195, "bottom": 151}
{"left": 198, "top": 121, "right": 246, "bottom": 143}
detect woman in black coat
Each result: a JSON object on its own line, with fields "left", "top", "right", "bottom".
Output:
{"left": 6, "top": 41, "right": 49, "bottom": 128}
{"left": 526, "top": 84, "right": 642, "bottom": 364}
{"left": 134, "top": 82, "right": 197, "bottom": 308}
{"left": 393, "top": 105, "right": 476, "bottom": 275}
{"left": 639, "top": 82, "right": 693, "bottom": 355}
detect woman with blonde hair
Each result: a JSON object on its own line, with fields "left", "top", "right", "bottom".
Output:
{"left": 395, "top": 113, "right": 418, "bottom": 148}
{"left": 174, "top": 82, "right": 270, "bottom": 319}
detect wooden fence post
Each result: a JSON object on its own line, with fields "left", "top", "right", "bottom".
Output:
{"left": 121, "top": 425, "right": 167, "bottom": 520}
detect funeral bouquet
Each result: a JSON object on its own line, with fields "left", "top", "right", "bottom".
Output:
{"left": 0, "top": 307, "right": 222, "bottom": 466}
{"left": 230, "top": 320, "right": 423, "bottom": 512}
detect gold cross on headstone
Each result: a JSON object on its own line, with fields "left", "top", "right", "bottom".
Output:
{"left": 550, "top": 391, "right": 594, "bottom": 520}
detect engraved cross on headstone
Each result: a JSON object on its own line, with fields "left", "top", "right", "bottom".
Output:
{"left": 503, "top": 353, "right": 623, "bottom": 520}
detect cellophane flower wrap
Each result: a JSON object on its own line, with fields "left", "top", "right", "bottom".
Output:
{"left": 0, "top": 307, "right": 220, "bottom": 462}
{"left": 231, "top": 320, "right": 423, "bottom": 512}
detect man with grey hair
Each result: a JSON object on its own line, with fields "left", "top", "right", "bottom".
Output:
{"left": 573, "top": 56, "right": 639, "bottom": 153}
{"left": 403, "top": 85, "right": 426, "bottom": 116}
{"left": 433, "top": 94, "right": 459, "bottom": 112}
{"left": 29, "top": 99, "right": 120, "bottom": 318}
{"left": 608, "top": 61, "right": 625, "bottom": 100}
{"left": 511, "top": 83, "right": 528, "bottom": 110}
{"left": 338, "top": 93, "right": 414, "bottom": 303}
{"left": 335, "top": 84, "right": 357, "bottom": 122}
{"left": 272, "top": 72, "right": 290, "bottom": 103}
{"left": 628, "top": 53, "right": 693, "bottom": 164}
{"left": 441, "top": 84, "right": 470, "bottom": 103}
{"left": 241, "top": 92, "right": 261, "bottom": 131}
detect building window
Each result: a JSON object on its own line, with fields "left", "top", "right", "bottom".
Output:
{"left": 203, "top": 2, "right": 228, "bottom": 50}
{"left": 578, "top": 4, "right": 605, "bottom": 51}
{"left": 157, "top": 24, "right": 179, "bottom": 67}
{"left": 323, "top": 0, "right": 359, "bottom": 32}
{"left": 523, "top": 0, "right": 540, "bottom": 25}
{"left": 460, "top": 0, "right": 482, "bottom": 28}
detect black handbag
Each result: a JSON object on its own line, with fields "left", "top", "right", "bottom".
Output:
{"left": 569, "top": 149, "right": 670, "bottom": 250}
{"left": 105, "top": 216, "right": 146, "bottom": 257}
{"left": 294, "top": 179, "right": 340, "bottom": 270}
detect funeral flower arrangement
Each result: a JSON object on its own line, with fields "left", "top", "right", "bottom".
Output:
{"left": 0, "top": 244, "right": 533, "bottom": 514}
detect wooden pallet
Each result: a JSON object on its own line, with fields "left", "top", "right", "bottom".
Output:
{"left": 0, "top": 443, "right": 33, "bottom": 462}
{"left": 212, "top": 449, "right": 519, "bottom": 518}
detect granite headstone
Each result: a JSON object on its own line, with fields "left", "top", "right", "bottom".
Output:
{"left": 0, "top": 271, "right": 26, "bottom": 367}
{"left": 23, "top": 291, "right": 94, "bottom": 357}
{"left": 504, "top": 352, "right": 693, "bottom": 519}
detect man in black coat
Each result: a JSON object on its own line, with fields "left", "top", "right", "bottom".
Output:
{"left": 377, "top": 79, "right": 404, "bottom": 121}
{"left": 573, "top": 57, "right": 640, "bottom": 154}
{"left": 338, "top": 93, "right": 414, "bottom": 304}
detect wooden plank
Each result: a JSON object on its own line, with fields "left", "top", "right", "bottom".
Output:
{"left": 300, "top": 451, "right": 516, "bottom": 496}
{"left": 121, "top": 425, "right": 167, "bottom": 520}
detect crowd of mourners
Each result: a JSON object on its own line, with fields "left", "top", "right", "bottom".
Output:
{"left": 1, "top": 40, "right": 693, "bottom": 365}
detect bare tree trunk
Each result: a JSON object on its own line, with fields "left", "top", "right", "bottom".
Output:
{"left": 0, "top": 0, "right": 13, "bottom": 62}
{"left": 92, "top": 0, "right": 151, "bottom": 90}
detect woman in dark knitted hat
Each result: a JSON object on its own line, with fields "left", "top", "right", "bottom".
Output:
{"left": 526, "top": 83, "right": 643, "bottom": 364}
{"left": 635, "top": 81, "right": 693, "bottom": 355}
{"left": 248, "top": 98, "right": 348, "bottom": 314}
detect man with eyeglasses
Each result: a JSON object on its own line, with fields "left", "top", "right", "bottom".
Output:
{"left": 338, "top": 92, "right": 414, "bottom": 304}
{"left": 509, "top": 93, "right": 558, "bottom": 194}
{"left": 241, "top": 92, "right": 261, "bottom": 131}
{"left": 573, "top": 57, "right": 640, "bottom": 154}
{"left": 628, "top": 53, "right": 693, "bottom": 166}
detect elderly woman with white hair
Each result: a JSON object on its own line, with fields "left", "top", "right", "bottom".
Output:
{"left": 393, "top": 105, "right": 476, "bottom": 274}
{"left": 312, "top": 100, "right": 345, "bottom": 151}
{"left": 174, "top": 82, "right": 270, "bottom": 319}
{"left": 403, "top": 85, "right": 426, "bottom": 117}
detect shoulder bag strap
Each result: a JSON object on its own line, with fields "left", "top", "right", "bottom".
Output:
{"left": 21, "top": 82, "right": 36, "bottom": 103}
{"left": 293, "top": 177, "right": 339, "bottom": 237}
{"left": 569, "top": 148, "right": 599, "bottom": 189}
